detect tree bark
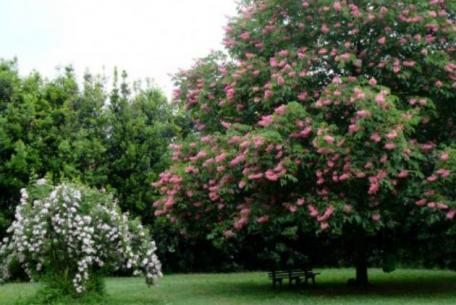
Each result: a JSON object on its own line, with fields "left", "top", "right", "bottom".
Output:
{"left": 354, "top": 229, "right": 369, "bottom": 287}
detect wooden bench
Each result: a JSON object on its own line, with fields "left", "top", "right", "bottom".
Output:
{"left": 268, "top": 269, "right": 320, "bottom": 288}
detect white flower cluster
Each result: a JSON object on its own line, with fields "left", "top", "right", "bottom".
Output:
{"left": 0, "top": 181, "right": 162, "bottom": 294}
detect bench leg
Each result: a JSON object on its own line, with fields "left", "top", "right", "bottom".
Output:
{"left": 312, "top": 276, "right": 316, "bottom": 287}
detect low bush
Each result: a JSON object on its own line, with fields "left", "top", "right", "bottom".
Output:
{"left": 0, "top": 179, "right": 162, "bottom": 297}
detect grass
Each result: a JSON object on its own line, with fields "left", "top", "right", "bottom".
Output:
{"left": 1, "top": 269, "right": 455, "bottom": 305}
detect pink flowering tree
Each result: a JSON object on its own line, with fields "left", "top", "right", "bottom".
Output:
{"left": 154, "top": 0, "right": 456, "bottom": 285}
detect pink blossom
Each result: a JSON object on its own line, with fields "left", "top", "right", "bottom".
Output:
{"left": 224, "top": 230, "right": 235, "bottom": 238}
{"left": 357, "top": 109, "right": 371, "bottom": 118}
{"left": 300, "top": 127, "right": 312, "bottom": 138}
{"left": 308, "top": 205, "right": 319, "bottom": 217}
{"left": 298, "top": 92, "right": 308, "bottom": 101}
{"left": 238, "top": 180, "right": 247, "bottom": 189}
{"left": 195, "top": 150, "right": 208, "bottom": 159}
{"left": 437, "top": 203, "right": 448, "bottom": 210}
{"left": 230, "top": 154, "right": 246, "bottom": 166}
{"left": 221, "top": 121, "right": 232, "bottom": 129}
{"left": 320, "top": 222, "right": 329, "bottom": 230}
{"left": 378, "top": 36, "right": 386, "bottom": 45}
{"left": 164, "top": 197, "right": 175, "bottom": 208}
{"left": 318, "top": 205, "right": 334, "bottom": 222}
{"left": 333, "top": 1, "right": 342, "bottom": 11}
{"left": 185, "top": 166, "right": 199, "bottom": 174}
{"left": 428, "top": 202, "right": 436, "bottom": 209}
{"left": 240, "top": 31, "right": 250, "bottom": 41}
{"left": 265, "top": 144, "right": 274, "bottom": 153}
{"left": 339, "top": 173, "right": 350, "bottom": 181}
{"left": 421, "top": 143, "right": 435, "bottom": 152}
{"left": 154, "top": 209, "right": 165, "bottom": 216}
{"left": 248, "top": 173, "right": 264, "bottom": 180}
{"left": 278, "top": 50, "right": 289, "bottom": 57}
{"left": 393, "top": 64, "right": 401, "bottom": 74}
{"left": 240, "top": 208, "right": 251, "bottom": 218}
{"left": 371, "top": 133, "right": 382, "bottom": 143}
{"left": 321, "top": 24, "right": 330, "bottom": 33}
{"left": 343, "top": 204, "right": 353, "bottom": 213}
{"left": 447, "top": 210, "right": 455, "bottom": 220}
{"left": 297, "top": 198, "right": 305, "bottom": 206}
{"left": 350, "top": 4, "right": 360, "bottom": 17}
{"left": 372, "top": 213, "right": 381, "bottom": 222}
{"left": 289, "top": 205, "right": 298, "bottom": 213}
{"left": 259, "top": 115, "right": 274, "bottom": 127}
{"left": 386, "top": 130, "right": 398, "bottom": 140}
{"left": 385, "top": 142, "right": 396, "bottom": 150}
{"left": 215, "top": 153, "right": 226, "bottom": 163}
{"left": 257, "top": 215, "right": 270, "bottom": 224}
{"left": 265, "top": 170, "right": 279, "bottom": 181}
{"left": 201, "top": 136, "right": 212, "bottom": 143}
{"left": 225, "top": 86, "right": 235, "bottom": 100}
{"left": 277, "top": 75, "right": 285, "bottom": 86}
{"left": 324, "top": 135, "right": 335, "bottom": 144}
{"left": 353, "top": 88, "right": 365, "bottom": 100}
{"left": 369, "top": 78, "right": 378, "bottom": 86}
{"left": 228, "top": 136, "right": 242, "bottom": 144}
{"left": 270, "top": 57, "right": 278, "bottom": 67}
{"left": 368, "top": 182, "right": 380, "bottom": 195}
{"left": 426, "top": 175, "right": 438, "bottom": 182}
{"left": 425, "top": 190, "right": 435, "bottom": 197}
{"left": 403, "top": 60, "right": 416, "bottom": 67}
{"left": 436, "top": 168, "right": 450, "bottom": 178}
{"left": 274, "top": 104, "right": 287, "bottom": 115}
{"left": 440, "top": 152, "right": 449, "bottom": 161}
{"left": 375, "top": 92, "right": 386, "bottom": 106}
{"left": 355, "top": 172, "right": 366, "bottom": 178}
{"left": 416, "top": 199, "right": 427, "bottom": 206}
{"left": 339, "top": 53, "right": 351, "bottom": 61}
{"left": 397, "top": 170, "right": 409, "bottom": 178}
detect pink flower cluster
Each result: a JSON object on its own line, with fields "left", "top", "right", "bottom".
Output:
{"left": 308, "top": 204, "right": 334, "bottom": 230}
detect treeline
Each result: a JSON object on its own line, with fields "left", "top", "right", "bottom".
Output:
{"left": 0, "top": 59, "right": 454, "bottom": 273}
{"left": 0, "top": 59, "right": 180, "bottom": 232}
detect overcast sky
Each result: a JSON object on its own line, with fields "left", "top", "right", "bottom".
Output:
{"left": 0, "top": 0, "right": 238, "bottom": 96}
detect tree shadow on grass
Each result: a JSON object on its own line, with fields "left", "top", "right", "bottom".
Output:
{"left": 196, "top": 272, "right": 456, "bottom": 301}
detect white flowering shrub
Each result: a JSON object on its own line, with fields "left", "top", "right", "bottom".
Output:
{"left": 0, "top": 180, "right": 162, "bottom": 295}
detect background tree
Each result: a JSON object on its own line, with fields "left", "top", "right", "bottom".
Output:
{"left": 0, "top": 59, "right": 46, "bottom": 235}
{"left": 0, "top": 62, "right": 178, "bottom": 239}
{"left": 105, "top": 69, "right": 178, "bottom": 223}
{"left": 154, "top": 0, "right": 456, "bottom": 285}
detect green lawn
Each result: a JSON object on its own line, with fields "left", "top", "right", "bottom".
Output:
{"left": 1, "top": 269, "right": 455, "bottom": 305}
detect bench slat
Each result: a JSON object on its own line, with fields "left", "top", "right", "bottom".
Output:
{"left": 268, "top": 269, "right": 320, "bottom": 288}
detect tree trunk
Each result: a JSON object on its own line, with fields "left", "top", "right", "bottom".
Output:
{"left": 354, "top": 229, "right": 369, "bottom": 287}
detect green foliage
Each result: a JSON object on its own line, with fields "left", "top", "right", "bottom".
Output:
{"left": 106, "top": 70, "right": 178, "bottom": 221}
{"left": 0, "top": 61, "right": 178, "bottom": 237}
